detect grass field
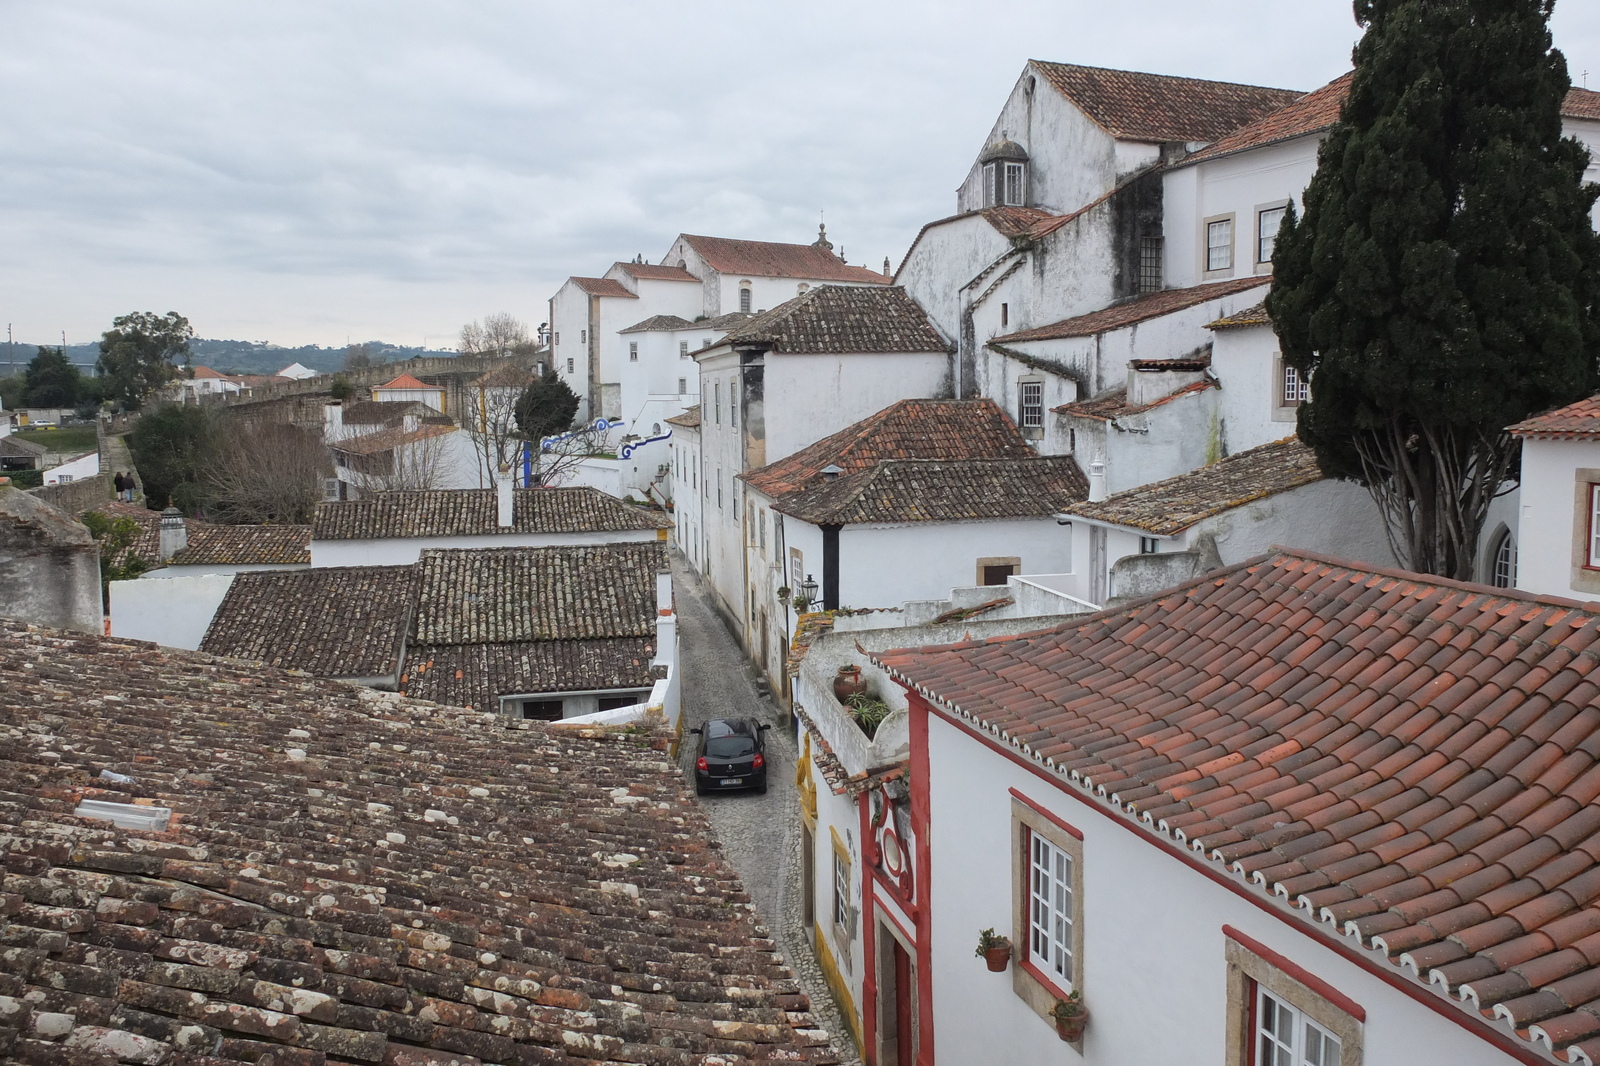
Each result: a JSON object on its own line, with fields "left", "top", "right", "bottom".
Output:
{"left": 13, "top": 426, "right": 98, "bottom": 455}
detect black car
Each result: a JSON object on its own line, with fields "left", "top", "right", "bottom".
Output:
{"left": 690, "top": 717, "right": 770, "bottom": 794}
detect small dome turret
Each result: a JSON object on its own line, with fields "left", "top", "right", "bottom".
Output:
{"left": 979, "top": 138, "right": 1029, "bottom": 164}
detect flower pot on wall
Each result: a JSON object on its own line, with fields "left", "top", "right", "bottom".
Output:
{"left": 1054, "top": 1006, "right": 1088, "bottom": 1041}
{"left": 983, "top": 943, "right": 1012, "bottom": 972}
{"left": 834, "top": 664, "right": 867, "bottom": 702}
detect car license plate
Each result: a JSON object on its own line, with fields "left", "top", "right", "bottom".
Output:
{"left": 720, "top": 778, "right": 741, "bottom": 786}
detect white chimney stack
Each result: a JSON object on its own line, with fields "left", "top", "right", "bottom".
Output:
{"left": 158, "top": 507, "right": 188, "bottom": 561}
{"left": 1088, "top": 459, "right": 1107, "bottom": 504}
{"left": 496, "top": 466, "right": 514, "bottom": 527}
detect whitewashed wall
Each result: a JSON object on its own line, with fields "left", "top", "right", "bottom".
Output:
{"left": 1516, "top": 438, "right": 1600, "bottom": 600}
{"left": 763, "top": 351, "right": 950, "bottom": 464}
{"left": 548, "top": 280, "right": 592, "bottom": 416}
{"left": 832, "top": 519, "right": 1073, "bottom": 610}
{"left": 110, "top": 573, "right": 236, "bottom": 650}
{"left": 1210, "top": 324, "right": 1295, "bottom": 454}
{"left": 923, "top": 709, "right": 1526, "bottom": 1066}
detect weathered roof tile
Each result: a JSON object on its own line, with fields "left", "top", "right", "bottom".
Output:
{"left": 312, "top": 488, "right": 668, "bottom": 540}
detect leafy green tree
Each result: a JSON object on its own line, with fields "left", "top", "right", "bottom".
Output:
{"left": 128, "top": 403, "right": 218, "bottom": 514}
{"left": 97, "top": 311, "right": 194, "bottom": 411}
{"left": 0, "top": 372, "right": 25, "bottom": 412}
{"left": 515, "top": 367, "right": 580, "bottom": 442}
{"left": 1267, "top": 0, "right": 1600, "bottom": 579}
{"left": 328, "top": 375, "right": 356, "bottom": 401}
{"left": 21, "top": 346, "right": 83, "bottom": 408}
{"left": 79, "top": 510, "right": 153, "bottom": 606}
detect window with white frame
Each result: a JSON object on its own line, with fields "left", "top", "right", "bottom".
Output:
{"left": 679, "top": 340, "right": 689, "bottom": 358}
{"left": 739, "top": 284, "right": 753, "bottom": 313}
{"left": 1282, "top": 363, "right": 1310, "bottom": 406}
{"left": 1028, "top": 831, "right": 1074, "bottom": 986}
{"left": 1258, "top": 205, "right": 1287, "bottom": 264}
{"left": 1589, "top": 484, "right": 1600, "bottom": 569}
{"left": 1004, "top": 162, "right": 1025, "bottom": 206}
{"left": 714, "top": 382, "right": 721, "bottom": 424}
{"left": 1256, "top": 988, "right": 1342, "bottom": 1066}
{"left": 1019, "top": 381, "right": 1043, "bottom": 429}
{"left": 677, "top": 376, "right": 687, "bottom": 394}
{"left": 1491, "top": 529, "right": 1517, "bottom": 588}
{"left": 730, "top": 376, "right": 737, "bottom": 428}
{"left": 983, "top": 162, "right": 998, "bottom": 207}
{"left": 629, "top": 342, "right": 638, "bottom": 361}
{"left": 1207, "top": 218, "right": 1234, "bottom": 271}
{"left": 832, "top": 847, "right": 852, "bottom": 934}
{"left": 566, "top": 357, "right": 574, "bottom": 374}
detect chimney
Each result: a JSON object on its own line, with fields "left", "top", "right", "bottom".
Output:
{"left": 1088, "top": 459, "right": 1107, "bottom": 503}
{"left": 496, "top": 465, "right": 514, "bottom": 528}
{"left": 653, "top": 570, "right": 675, "bottom": 669}
{"left": 821, "top": 464, "right": 843, "bottom": 482}
{"left": 158, "top": 507, "right": 188, "bottom": 560}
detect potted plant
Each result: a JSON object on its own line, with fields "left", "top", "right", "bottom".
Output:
{"left": 1052, "top": 991, "right": 1088, "bottom": 1041}
{"left": 975, "top": 928, "right": 1012, "bottom": 972}
{"left": 834, "top": 664, "right": 868, "bottom": 702}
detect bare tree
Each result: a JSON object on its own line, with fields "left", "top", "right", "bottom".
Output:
{"left": 343, "top": 343, "right": 376, "bottom": 371}
{"left": 208, "top": 419, "right": 331, "bottom": 524}
{"left": 464, "top": 368, "right": 535, "bottom": 485}
{"left": 342, "top": 426, "right": 460, "bottom": 496}
{"left": 459, "top": 313, "right": 537, "bottom": 358}
{"left": 527, "top": 422, "right": 613, "bottom": 487}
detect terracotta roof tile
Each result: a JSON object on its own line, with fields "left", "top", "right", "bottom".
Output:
{"left": 468, "top": 363, "right": 536, "bottom": 389}
{"left": 681, "top": 234, "right": 891, "bottom": 283}
{"left": 200, "top": 565, "right": 418, "bottom": 677}
{"left": 374, "top": 373, "right": 433, "bottom": 390}
{"left": 170, "top": 523, "right": 312, "bottom": 566}
{"left": 0, "top": 619, "right": 841, "bottom": 1064}
{"left": 312, "top": 487, "right": 669, "bottom": 540}
{"left": 1180, "top": 76, "right": 1600, "bottom": 167}
{"left": 994, "top": 276, "right": 1268, "bottom": 343}
{"left": 338, "top": 399, "right": 445, "bottom": 425}
{"left": 742, "top": 399, "right": 1033, "bottom": 499}
{"left": 1208, "top": 302, "right": 1271, "bottom": 330}
{"left": 403, "top": 638, "right": 662, "bottom": 710}
{"left": 718, "top": 285, "right": 949, "bottom": 355}
{"left": 327, "top": 422, "right": 456, "bottom": 457}
{"left": 1030, "top": 61, "right": 1303, "bottom": 142}
{"left": 1054, "top": 380, "right": 1215, "bottom": 421}
{"left": 664, "top": 405, "right": 701, "bottom": 429}
{"left": 774, "top": 456, "right": 1088, "bottom": 526}
{"left": 873, "top": 549, "right": 1600, "bottom": 1063}
{"left": 1065, "top": 437, "right": 1324, "bottom": 535}
{"left": 614, "top": 261, "right": 698, "bottom": 282}
{"left": 619, "top": 314, "right": 695, "bottom": 334}
{"left": 569, "top": 276, "right": 637, "bottom": 298}
{"left": 1509, "top": 396, "right": 1600, "bottom": 440}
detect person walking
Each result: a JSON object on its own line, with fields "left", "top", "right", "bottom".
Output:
{"left": 123, "top": 473, "right": 137, "bottom": 503}
{"left": 113, "top": 472, "right": 126, "bottom": 500}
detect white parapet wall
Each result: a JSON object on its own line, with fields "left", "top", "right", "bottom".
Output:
{"left": 110, "top": 573, "right": 236, "bottom": 650}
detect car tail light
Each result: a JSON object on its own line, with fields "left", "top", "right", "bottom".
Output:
{"left": 696, "top": 756, "right": 708, "bottom": 771}
{"left": 752, "top": 753, "right": 765, "bottom": 770}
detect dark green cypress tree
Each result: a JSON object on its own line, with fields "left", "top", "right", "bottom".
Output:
{"left": 1266, "top": 0, "right": 1600, "bottom": 579}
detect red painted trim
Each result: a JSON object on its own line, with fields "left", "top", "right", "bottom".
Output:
{"left": 861, "top": 794, "right": 878, "bottom": 1065}
{"left": 1009, "top": 787, "right": 1084, "bottom": 839}
{"left": 910, "top": 694, "right": 936, "bottom": 1065}
{"left": 1225, "top": 925, "right": 1366, "bottom": 1023}
{"left": 872, "top": 865, "right": 918, "bottom": 924}
{"left": 874, "top": 890, "right": 918, "bottom": 947}
{"left": 1020, "top": 952, "right": 1075, "bottom": 1003}
{"left": 1246, "top": 977, "right": 1260, "bottom": 1066}
{"left": 914, "top": 695, "right": 1554, "bottom": 1066}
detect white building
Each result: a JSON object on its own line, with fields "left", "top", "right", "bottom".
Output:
{"left": 867, "top": 548, "right": 1600, "bottom": 1066}
{"left": 548, "top": 230, "right": 891, "bottom": 428}
{"left": 1509, "top": 396, "right": 1600, "bottom": 600}
{"left": 276, "top": 361, "right": 318, "bottom": 380}
{"left": 370, "top": 372, "right": 448, "bottom": 412}
{"left": 309, "top": 481, "right": 669, "bottom": 567}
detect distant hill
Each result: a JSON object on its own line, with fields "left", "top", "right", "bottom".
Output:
{"left": 0, "top": 339, "right": 458, "bottom": 378}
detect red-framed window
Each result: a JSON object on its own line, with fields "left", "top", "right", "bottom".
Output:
{"left": 1025, "top": 826, "right": 1074, "bottom": 991}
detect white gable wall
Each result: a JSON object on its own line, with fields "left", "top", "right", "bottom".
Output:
{"left": 763, "top": 352, "right": 951, "bottom": 465}
{"left": 923, "top": 708, "right": 1526, "bottom": 1065}
{"left": 896, "top": 214, "right": 1015, "bottom": 343}
{"left": 1515, "top": 437, "right": 1600, "bottom": 601}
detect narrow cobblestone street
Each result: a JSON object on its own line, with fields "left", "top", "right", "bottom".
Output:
{"left": 671, "top": 554, "right": 862, "bottom": 1066}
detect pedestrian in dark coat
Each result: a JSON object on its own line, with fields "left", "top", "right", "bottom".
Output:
{"left": 113, "top": 472, "right": 126, "bottom": 498}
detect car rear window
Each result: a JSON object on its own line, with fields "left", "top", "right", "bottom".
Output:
{"left": 706, "top": 736, "right": 756, "bottom": 757}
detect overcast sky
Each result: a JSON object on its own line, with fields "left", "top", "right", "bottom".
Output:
{"left": 3, "top": 1, "right": 1597, "bottom": 350}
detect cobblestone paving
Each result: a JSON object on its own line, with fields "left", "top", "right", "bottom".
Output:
{"left": 672, "top": 554, "right": 863, "bottom": 1066}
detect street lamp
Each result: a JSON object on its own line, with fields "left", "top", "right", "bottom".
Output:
{"left": 800, "top": 574, "right": 819, "bottom": 611}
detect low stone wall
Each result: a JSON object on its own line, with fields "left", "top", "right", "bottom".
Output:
{"left": 29, "top": 472, "right": 112, "bottom": 513}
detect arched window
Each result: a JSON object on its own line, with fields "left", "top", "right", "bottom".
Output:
{"left": 1490, "top": 528, "right": 1517, "bottom": 588}
{"left": 739, "top": 283, "right": 753, "bottom": 313}
{"left": 979, "top": 137, "right": 1028, "bottom": 207}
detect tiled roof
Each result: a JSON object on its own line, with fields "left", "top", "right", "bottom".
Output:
{"left": 664, "top": 405, "right": 701, "bottom": 429}
{"left": 191, "top": 366, "right": 230, "bottom": 379}
{"left": 615, "top": 261, "right": 699, "bottom": 282}
{"left": 569, "top": 276, "right": 637, "bottom": 298}
{"left": 339, "top": 399, "right": 444, "bottom": 425}
{"left": 200, "top": 564, "right": 418, "bottom": 677}
{"left": 1065, "top": 436, "right": 1323, "bottom": 535}
{"left": 0, "top": 436, "right": 48, "bottom": 456}
{"left": 742, "top": 398, "right": 1033, "bottom": 499}
{"left": 776, "top": 456, "right": 1088, "bottom": 526}
{"left": 1509, "top": 396, "right": 1600, "bottom": 440}
{"left": 1180, "top": 77, "right": 1600, "bottom": 166}
{"left": 619, "top": 314, "right": 695, "bottom": 334}
{"left": 680, "top": 234, "right": 891, "bottom": 284}
{"left": 1031, "top": 61, "right": 1302, "bottom": 143}
{"left": 1054, "top": 379, "right": 1215, "bottom": 421}
{"left": 994, "top": 276, "right": 1269, "bottom": 343}
{"left": 411, "top": 543, "right": 662, "bottom": 646}
{"left": 327, "top": 422, "right": 456, "bottom": 457}
{"left": 403, "top": 638, "right": 662, "bottom": 710}
{"left": 76, "top": 501, "right": 309, "bottom": 569}
{"left": 875, "top": 550, "right": 1600, "bottom": 1065}
{"left": 171, "top": 523, "right": 311, "bottom": 566}
{"left": 374, "top": 373, "right": 434, "bottom": 391}
{"left": 1178, "top": 74, "right": 1354, "bottom": 166}
{"left": 312, "top": 487, "right": 669, "bottom": 540}
{"left": 980, "top": 205, "right": 1061, "bottom": 239}
{"left": 468, "top": 363, "right": 536, "bottom": 389}
{"left": 1208, "top": 302, "right": 1271, "bottom": 330}
{"left": 1129, "top": 352, "right": 1212, "bottom": 371}
{"left": 0, "top": 619, "right": 839, "bottom": 1065}
{"left": 718, "top": 285, "right": 949, "bottom": 355}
